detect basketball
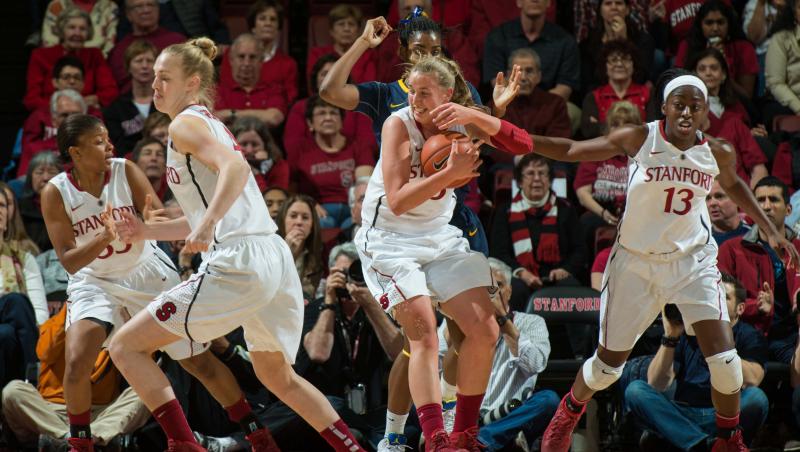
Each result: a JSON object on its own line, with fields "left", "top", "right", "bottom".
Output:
{"left": 420, "top": 132, "right": 473, "bottom": 188}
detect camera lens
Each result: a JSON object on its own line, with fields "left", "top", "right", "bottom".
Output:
{"left": 348, "top": 259, "right": 365, "bottom": 285}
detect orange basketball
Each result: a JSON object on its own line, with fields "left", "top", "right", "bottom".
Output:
{"left": 420, "top": 132, "right": 473, "bottom": 188}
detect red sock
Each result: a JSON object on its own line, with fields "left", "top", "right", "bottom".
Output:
{"left": 225, "top": 396, "right": 252, "bottom": 422}
{"left": 319, "top": 418, "right": 362, "bottom": 452}
{"left": 152, "top": 399, "right": 196, "bottom": 443}
{"left": 453, "top": 392, "right": 484, "bottom": 433}
{"left": 68, "top": 410, "right": 91, "bottom": 439}
{"left": 715, "top": 413, "right": 739, "bottom": 429}
{"left": 417, "top": 403, "right": 444, "bottom": 442}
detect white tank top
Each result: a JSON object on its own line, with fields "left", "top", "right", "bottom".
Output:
{"left": 166, "top": 105, "right": 276, "bottom": 244}
{"left": 361, "top": 107, "right": 465, "bottom": 235}
{"left": 618, "top": 120, "right": 719, "bottom": 256}
{"left": 49, "top": 158, "right": 153, "bottom": 278}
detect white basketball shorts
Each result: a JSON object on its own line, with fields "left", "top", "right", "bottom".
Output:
{"left": 66, "top": 245, "right": 207, "bottom": 360}
{"left": 599, "top": 242, "right": 728, "bottom": 351}
{"left": 354, "top": 224, "right": 494, "bottom": 313}
{"left": 146, "top": 234, "right": 304, "bottom": 363}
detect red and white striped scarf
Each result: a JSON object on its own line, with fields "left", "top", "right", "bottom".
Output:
{"left": 508, "top": 191, "right": 561, "bottom": 276}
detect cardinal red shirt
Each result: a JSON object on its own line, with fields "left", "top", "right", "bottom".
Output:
{"left": 288, "top": 138, "right": 375, "bottom": 204}
{"left": 592, "top": 83, "right": 650, "bottom": 123}
{"left": 219, "top": 48, "right": 299, "bottom": 107}
{"left": 675, "top": 39, "right": 759, "bottom": 80}
{"left": 307, "top": 45, "right": 375, "bottom": 86}
{"left": 573, "top": 155, "right": 629, "bottom": 213}
{"left": 665, "top": 0, "right": 731, "bottom": 54}
{"left": 283, "top": 98, "right": 377, "bottom": 160}
{"left": 215, "top": 79, "right": 288, "bottom": 115}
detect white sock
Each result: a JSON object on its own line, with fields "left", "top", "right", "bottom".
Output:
{"left": 385, "top": 410, "right": 408, "bottom": 436}
{"left": 441, "top": 378, "right": 457, "bottom": 402}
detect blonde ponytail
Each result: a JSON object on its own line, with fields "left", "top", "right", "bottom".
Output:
{"left": 162, "top": 37, "right": 218, "bottom": 108}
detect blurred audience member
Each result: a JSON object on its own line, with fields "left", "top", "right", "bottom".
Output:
{"left": 764, "top": 0, "right": 800, "bottom": 123}
{"left": 580, "top": 41, "right": 649, "bottom": 139}
{"left": 675, "top": 0, "right": 759, "bottom": 99}
{"left": 300, "top": 242, "right": 403, "bottom": 446}
{"left": 263, "top": 186, "right": 288, "bottom": 221}
{"left": 289, "top": 96, "right": 374, "bottom": 229}
{"left": 25, "top": 7, "right": 117, "bottom": 111}
{"left": 338, "top": 176, "right": 369, "bottom": 244}
{"left": 575, "top": 101, "right": 638, "bottom": 257}
{"left": 284, "top": 54, "right": 376, "bottom": 159}
{"left": 690, "top": 48, "right": 768, "bottom": 186}
{"left": 743, "top": 0, "right": 785, "bottom": 96}
{"left": 103, "top": 40, "right": 156, "bottom": 155}
{"left": 20, "top": 153, "right": 63, "bottom": 253}
{"left": 491, "top": 154, "right": 586, "bottom": 311}
{"left": 220, "top": 0, "right": 299, "bottom": 107}
{"left": 156, "top": 0, "right": 230, "bottom": 43}
{"left": 580, "top": 0, "right": 655, "bottom": 92}
{"left": 0, "top": 183, "right": 40, "bottom": 257}
{"left": 706, "top": 180, "right": 750, "bottom": 246}
{"left": 41, "top": 0, "right": 118, "bottom": 55}
{"left": 131, "top": 138, "right": 168, "bottom": 201}
{"left": 108, "top": 0, "right": 185, "bottom": 92}
{"left": 231, "top": 115, "right": 289, "bottom": 192}
{"left": 141, "top": 111, "right": 170, "bottom": 146}
{"left": 307, "top": 5, "right": 375, "bottom": 86}
{"left": 215, "top": 33, "right": 286, "bottom": 128}
{"left": 277, "top": 195, "right": 324, "bottom": 299}
{"left": 1, "top": 305, "right": 149, "bottom": 448}
{"left": 21, "top": 89, "right": 85, "bottom": 178}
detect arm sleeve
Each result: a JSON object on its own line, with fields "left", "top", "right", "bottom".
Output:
{"left": 489, "top": 120, "right": 534, "bottom": 155}
{"left": 355, "top": 82, "right": 387, "bottom": 123}
{"left": 24, "top": 253, "right": 49, "bottom": 325}
{"left": 516, "top": 315, "right": 551, "bottom": 375}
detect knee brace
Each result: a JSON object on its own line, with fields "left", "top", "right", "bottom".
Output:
{"left": 582, "top": 352, "right": 625, "bottom": 392}
{"left": 706, "top": 349, "right": 743, "bottom": 395}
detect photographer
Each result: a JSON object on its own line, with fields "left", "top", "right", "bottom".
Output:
{"left": 490, "top": 154, "right": 586, "bottom": 311}
{"left": 624, "top": 274, "right": 769, "bottom": 450}
{"left": 298, "top": 242, "right": 404, "bottom": 447}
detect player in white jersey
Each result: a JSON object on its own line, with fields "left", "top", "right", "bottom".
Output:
{"left": 355, "top": 56, "right": 533, "bottom": 451}
{"left": 107, "top": 38, "right": 365, "bottom": 452}
{"left": 529, "top": 69, "right": 800, "bottom": 452}
{"left": 40, "top": 114, "right": 282, "bottom": 452}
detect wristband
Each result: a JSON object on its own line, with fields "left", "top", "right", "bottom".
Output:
{"left": 661, "top": 335, "right": 680, "bottom": 348}
{"left": 319, "top": 303, "right": 336, "bottom": 312}
{"left": 489, "top": 120, "right": 534, "bottom": 155}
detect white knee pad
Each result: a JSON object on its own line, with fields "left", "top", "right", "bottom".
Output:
{"left": 706, "top": 349, "right": 743, "bottom": 395}
{"left": 582, "top": 352, "right": 625, "bottom": 392}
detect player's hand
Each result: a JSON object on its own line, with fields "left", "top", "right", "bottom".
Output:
{"left": 660, "top": 307, "right": 684, "bottom": 337}
{"left": 115, "top": 209, "right": 145, "bottom": 243}
{"left": 98, "top": 203, "right": 117, "bottom": 244}
{"left": 769, "top": 232, "right": 800, "bottom": 270}
{"left": 431, "top": 103, "right": 479, "bottom": 130}
{"left": 360, "top": 17, "right": 392, "bottom": 48}
{"left": 142, "top": 194, "right": 169, "bottom": 224}
{"left": 493, "top": 65, "right": 521, "bottom": 114}
{"left": 184, "top": 222, "right": 214, "bottom": 254}
{"left": 549, "top": 268, "right": 571, "bottom": 281}
{"left": 757, "top": 281, "right": 774, "bottom": 314}
{"left": 444, "top": 138, "right": 482, "bottom": 182}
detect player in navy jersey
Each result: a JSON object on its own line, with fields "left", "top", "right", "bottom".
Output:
{"left": 41, "top": 114, "right": 280, "bottom": 452}
{"left": 532, "top": 69, "right": 799, "bottom": 452}
{"left": 107, "top": 38, "right": 365, "bottom": 452}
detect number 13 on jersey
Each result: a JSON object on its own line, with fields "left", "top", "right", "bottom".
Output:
{"left": 663, "top": 187, "right": 693, "bottom": 215}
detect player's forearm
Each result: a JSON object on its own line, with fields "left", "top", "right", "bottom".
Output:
{"left": 319, "top": 38, "right": 369, "bottom": 110}
{"left": 647, "top": 345, "right": 676, "bottom": 391}
{"left": 387, "top": 171, "right": 455, "bottom": 216}
{"left": 60, "top": 234, "right": 115, "bottom": 274}
{"left": 143, "top": 217, "right": 193, "bottom": 241}
{"left": 531, "top": 135, "right": 578, "bottom": 161}
{"left": 197, "top": 157, "right": 251, "bottom": 230}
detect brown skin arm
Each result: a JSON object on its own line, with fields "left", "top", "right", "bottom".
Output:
{"left": 711, "top": 136, "right": 800, "bottom": 268}
{"left": 532, "top": 124, "right": 648, "bottom": 162}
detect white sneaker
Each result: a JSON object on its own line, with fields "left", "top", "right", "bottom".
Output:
{"left": 442, "top": 400, "right": 457, "bottom": 434}
{"left": 785, "top": 439, "right": 800, "bottom": 451}
{"left": 377, "top": 433, "right": 411, "bottom": 451}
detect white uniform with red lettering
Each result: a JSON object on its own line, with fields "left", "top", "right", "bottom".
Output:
{"left": 356, "top": 106, "right": 493, "bottom": 313}
{"left": 601, "top": 120, "right": 728, "bottom": 351}
{"left": 147, "top": 104, "right": 303, "bottom": 361}
{"left": 49, "top": 158, "right": 204, "bottom": 359}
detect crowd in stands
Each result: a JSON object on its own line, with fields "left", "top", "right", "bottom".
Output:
{"left": 3, "top": 0, "right": 800, "bottom": 450}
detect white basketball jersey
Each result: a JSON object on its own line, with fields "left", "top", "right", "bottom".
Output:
{"left": 618, "top": 120, "right": 719, "bottom": 255}
{"left": 361, "top": 107, "right": 465, "bottom": 235}
{"left": 49, "top": 158, "right": 153, "bottom": 278}
{"left": 166, "top": 105, "right": 276, "bottom": 243}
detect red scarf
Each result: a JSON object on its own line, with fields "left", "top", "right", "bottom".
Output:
{"left": 508, "top": 191, "right": 561, "bottom": 276}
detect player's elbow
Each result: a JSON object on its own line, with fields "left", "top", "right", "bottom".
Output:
{"left": 385, "top": 195, "right": 408, "bottom": 217}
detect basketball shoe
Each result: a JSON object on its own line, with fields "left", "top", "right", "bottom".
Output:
{"left": 541, "top": 394, "right": 586, "bottom": 452}
{"left": 710, "top": 429, "right": 748, "bottom": 452}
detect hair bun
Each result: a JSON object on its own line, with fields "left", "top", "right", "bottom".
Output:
{"left": 189, "top": 37, "right": 217, "bottom": 60}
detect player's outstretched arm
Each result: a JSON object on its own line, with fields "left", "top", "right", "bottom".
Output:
{"left": 320, "top": 17, "right": 392, "bottom": 110}
{"left": 170, "top": 115, "right": 251, "bottom": 253}
{"left": 713, "top": 138, "right": 800, "bottom": 268}
{"left": 430, "top": 102, "right": 533, "bottom": 155}
{"left": 532, "top": 124, "right": 647, "bottom": 162}
{"left": 41, "top": 184, "right": 116, "bottom": 274}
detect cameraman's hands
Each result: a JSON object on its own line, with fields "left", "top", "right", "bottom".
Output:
{"left": 324, "top": 268, "right": 348, "bottom": 304}
{"left": 661, "top": 307, "right": 684, "bottom": 338}
{"left": 347, "top": 283, "right": 374, "bottom": 308}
